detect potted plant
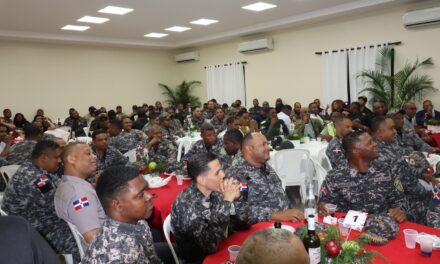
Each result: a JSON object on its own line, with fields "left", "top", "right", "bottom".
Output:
{"left": 358, "top": 47, "right": 436, "bottom": 110}
{"left": 158, "top": 81, "right": 201, "bottom": 106}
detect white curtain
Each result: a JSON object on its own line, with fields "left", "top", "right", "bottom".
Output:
{"left": 205, "top": 62, "right": 245, "bottom": 105}
{"left": 348, "top": 44, "right": 388, "bottom": 102}
{"left": 322, "top": 50, "right": 348, "bottom": 106}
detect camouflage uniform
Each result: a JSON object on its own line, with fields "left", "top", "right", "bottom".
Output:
{"left": 2, "top": 162, "right": 79, "bottom": 258}
{"left": 92, "top": 145, "right": 129, "bottom": 171}
{"left": 260, "top": 119, "right": 288, "bottom": 141}
{"left": 63, "top": 117, "right": 88, "bottom": 137}
{"left": 82, "top": 218, "right": 162, "bottom": 264}
{"left": 248, "top": 106, "right": 262, "bottom": 119}
{"left": 109, "top": 129, "right": 147, "bottom": 154}
{"left": 136, "top": 139, "right": 179, "bottom": 172}
{"left": 319, "top": 162, "right": 406, "bottom": 214}
{"left": 396, "top": 127, "right": 432, "bottom": 152}
{"left": 181, "top": 138, "right": 224, "bottom": 163}
{"left": 373, "top": 140, "right": 431, "bottom": 224}
{"left": 225, "top": 157, "right": 291, "bottom": 224}
{"left": 426, "top": 184, "right": 440, "bottom": 229}
{"left": 183, "top": 116, "right": 205, "bottom": 131}
{"left": 171, "top": 182, "right": 249, "bottom": 263}
{"left": 210, "top": 116, "right": 226, "bottom": 134}
{"left": 6, "top": 140, "right": 37, "bottom": 165}
{"left": 325, "top": 136, "right": 347, "bottom": 168}
{"left": 202, "top": 109, "right": 215, "bottom": 120}
{"left": 217, "top": 149, "right": 242, "bottom": 171}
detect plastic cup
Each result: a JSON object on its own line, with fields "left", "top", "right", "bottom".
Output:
{"left": 403, "top": 229, "right": 418, "bottom": 249}
{"left": 228, "top": 245, "right": 241, "bottom": 262}
{"left": 338, "top": 218, "right": 349, "bottom": 236}
{"left": 324, "top": 203, "right": 337, "bottom": 217}
{"left": 176, "top": 175, "right": 184, "bottom": 186}
{"left": 419, "top": 235, "right": 434, "bottom": 257}
{"left": 304, "top": 137, "right": 310, "bottom": 143}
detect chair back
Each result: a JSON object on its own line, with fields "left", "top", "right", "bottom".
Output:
{"left": 66, "top": 221, "right": 87, "bottom": 260}
{"left": 163, "top": 215, "right": 180, "bottom": 264}
{"left": 272, "top": 149, "right": 313, "bottom": 203}
{"left": 123, "top": 148, "right": 137, "bottom": 163}
{"left": 83, "top": 127, "right": 90, "bottom": 137}
{"left": 0, "top": 207, "right": 8, "bottom": 216}
{"left": 317, "top": 148, "right": 332, "bottom": 171}
{"left": 0, "top": 164, "right": 20, "bottom": 184}
{"left": 312, "top": 159, "right": 328, "bottom": 196}
{"left": 75, "top": 137, "right": 92, "bottom": 144}
{"left": 44, "top": 128, "right": 70, "bottom": 142}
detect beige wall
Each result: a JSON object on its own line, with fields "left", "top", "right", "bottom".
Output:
{"left": 0, "top": 41, "right": 178, "bottom": 121}
{"left": 175, "top": 0, "right": 440, "bottom": 108}
{"left": 1, "top": 0, "right": 440, "bottom": 122}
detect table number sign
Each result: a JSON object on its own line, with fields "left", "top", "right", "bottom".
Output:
{"left": 343, "top": 210, "right": 368, "bottom": 231}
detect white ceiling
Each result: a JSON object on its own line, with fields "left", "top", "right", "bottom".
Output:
{"left": 0, "top": 0, "right": 421, "bottom": 49}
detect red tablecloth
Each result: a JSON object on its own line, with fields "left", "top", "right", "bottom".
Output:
{"left": 431, "top": 134, "right": 440, "bottom": 147}
{"left": 203, "top": 216, "right": 440, "bottom": 264}
{"left": 149, "top": 176, "right": 191, "bottom": 228}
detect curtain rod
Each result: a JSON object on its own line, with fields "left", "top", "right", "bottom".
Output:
{"left": 314, "top": 41, "right": 402, "bottom": 55}
{"left": 204, "top": 61, "right": 247, "bottom": 69}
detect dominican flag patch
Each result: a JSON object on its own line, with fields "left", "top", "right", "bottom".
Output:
{"left": 332, "top": 148, "right": 342, "bottom": 153}
{"left": 432, "top": 186, "right": 440, "bottom": 203}
{"left": 320, "top": 182, "right": 330, "bottom": 197}
{"left": 33, "top": 176, "right": 52, "bottom": 193}
{"left": 73, "top": 197, "right": 90, "bottom": 211}
{"left": 240, "top": 183, "right": 248, "bottom": 192}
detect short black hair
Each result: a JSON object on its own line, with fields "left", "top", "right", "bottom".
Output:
{"left": 370, "top": 116, "right": 387, "bottom": 134}
{"left": 92, "top": 129, "right": 107, "bottom": 140}
{"left": 282, "top": 104, "right": 292, "bottom": 111}
{"left": 226, "top": 116, "right": 236, "bottom": 125}
{"left": 187, "top": 152, "right": 218, "bottom": 181}
{"left": 342, "top": 130, "right": 367, "bottom": 156}
{"left": 24, "top": 123, "right": 42, "bottom": 138}
{"left": 236, "top": 109, "right": 248, "bottom": 117}
{"left": 31, "top": 140, "right": 59, "bottom": 160}
{"left": 96, "top": 165, "right": 141, "bottom": 214}
{"left": 224, "top": 128, "right": 244, "bottom": 143}
{"left": 241, "top": 132, "right": 255, "bottom": 150}
{"left": 358, "top": 96, "right": 367, "bottom": 102}
{"left": 109, "top": 119, "right": 122, "bottom": 130}
{"left": 200, "top": 123, "right": 215, "bottom": 134}
{"left": 350, "top": 102, "right": 361, "bottom": 109}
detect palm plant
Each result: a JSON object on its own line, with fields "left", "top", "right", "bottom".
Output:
{"left": 158, "top": 81, "right": 201, "bottom": 107}
{"left": 358, "top": 47, "right": 436, "bottom": 109}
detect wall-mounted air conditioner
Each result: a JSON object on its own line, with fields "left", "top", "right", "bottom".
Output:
{"left": 175, "top": 51, "right": 200, "bottom": 62}
{"left": 238, "top": 38, "right": 273, "bottom": 53}
{"left": 403, "top": 6, "right": 440, "bottom": 28}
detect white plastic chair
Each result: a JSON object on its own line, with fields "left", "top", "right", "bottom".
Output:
{"left": 0, "top": 207, "right": 8, "bottom": 216}
{"left": 83, "top": 127, "right": 90, "bottom": 137}
{"left": 272, "top": 149, "right": 313, "bottom": 203}
{"left": 0, "top": 164, "right": 20, "bottom": 184}
{"left": 75, "top": 137, "right": 92, "bottom": 145}
{"left": 312, "top": 159, "right": 328, "bottom": 197}
{"left": 176, "top": 139, "right": 196, "bottom": 162}
{"left": 123, "top": 148, "right": 137, "bottom": 163}
{"left": 44, "top": 128, "right": 70, "bottom": 142}
{"left": 317, "top": 148, "right": 332, "bottom": 171}
{"left": 66, "top": 221, "right": 86, "bottom": 260}
{"left": 163, "top": 215, "right": 180, "bottom": 264}
{"left": 58, "top": 126, "right": 72, "bottom": 133}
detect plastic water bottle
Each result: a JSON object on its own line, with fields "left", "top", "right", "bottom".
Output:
{"left": 304, "top": 182, "right": 317, "bottom": 221}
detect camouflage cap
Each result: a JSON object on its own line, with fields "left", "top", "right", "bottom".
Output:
{"left": 360, "top": 214, "right": 399, "bottom": 245}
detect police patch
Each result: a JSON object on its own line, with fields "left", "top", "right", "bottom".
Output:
{"left": 33, "top": 176, "right": 53, "bottom": 193}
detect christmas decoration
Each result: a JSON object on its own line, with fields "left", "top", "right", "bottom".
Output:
{"left": 325, "top": 240, "right": 341, "bottom": 258}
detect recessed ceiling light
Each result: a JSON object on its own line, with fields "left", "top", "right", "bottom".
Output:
{"left": 78, "top": 16, "right": 109, "bottom": 24}
{"left": 165, "top": 26, "right": 191, "bottom": 32}
{"left": 242, "top": 2, "right": 277, "bottom": 12}
{"left": 61, "top": 25, "right": 90, "bottom": 31}
{"left": 144, "top": 33, "right": 168, "bottom": 38}
{"left": 190, "top": 18, "right": 219, "bottom": 26}
{"left": 98, "top": 6, "right": 133, "bottom": 15}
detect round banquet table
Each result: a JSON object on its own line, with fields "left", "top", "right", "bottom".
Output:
{"left": 148, "top": 175, "right": 191, "bottom": 228}
{"left": 203, "top": 213, "right": 440, "bottom": 264}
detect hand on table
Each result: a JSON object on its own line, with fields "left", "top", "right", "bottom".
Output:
{"left": 318, "top": 202, "right": 329, "bottom": 218}
{"left": 272, "top": 209, "right": 304, "bottom": 222}
{"left": 388, "top": 208, "right": 406, "bottom": 223}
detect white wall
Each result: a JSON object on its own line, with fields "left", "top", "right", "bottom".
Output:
{"left": 0, "top": 41, "right": 178, "bottom": 121}
{"left": 175, "top": 0, "right": 440, "bottom": 108}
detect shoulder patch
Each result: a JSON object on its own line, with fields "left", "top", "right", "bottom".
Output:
{"left": 73, "top": 197, "right": 90, "bottom": 211}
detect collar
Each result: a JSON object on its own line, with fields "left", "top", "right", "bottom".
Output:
{"left": 106, "top": 217, "right": 146, "bottom": 236}
{"left": 61, "top": 175, "right": 92, "bottom": 186}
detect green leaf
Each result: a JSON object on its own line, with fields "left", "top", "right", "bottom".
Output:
{"left": 158, "top": 81, "right": 201, "bottom": 106}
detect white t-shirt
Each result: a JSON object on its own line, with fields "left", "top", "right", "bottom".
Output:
{"left": 277, "top": 112, "right": 292, "bottom": 133}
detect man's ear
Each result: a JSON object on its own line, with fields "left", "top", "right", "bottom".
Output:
{"left": 196, "top": 175, "right": 205, "bottom": 187}
{"left": 111, "top": 199, "right": 122, "bottom": 212}
{"left": 66, "top": 153, "right": 76, "bottom": 165}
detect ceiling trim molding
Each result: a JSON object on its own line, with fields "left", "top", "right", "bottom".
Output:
{"left": 0, "top": 0, "right": 415, "bottom": 49}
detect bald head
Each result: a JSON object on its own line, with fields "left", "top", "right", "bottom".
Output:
{"left": 236, "top": 228, "right": 309, "bottom": 264}
{"left": 242, "top": 132, "right": 270, "bottom": 168}
{"left": 62, "top": 143, "right": 97, "bottom": 179}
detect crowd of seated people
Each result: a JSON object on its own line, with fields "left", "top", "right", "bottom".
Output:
{"left": 0, "top": 96, "right": 439, "bottom": 263}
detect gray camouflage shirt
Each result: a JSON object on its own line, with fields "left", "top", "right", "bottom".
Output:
{"left": 92, "top": 145, "right": 129, "bottom": 171}
{"left": 2, "top": 162, "right": 78, "bottom": 257}
{"left": 6, "top": 140, "right": 37, "bottom": 165}
{"left": 82, "top": 217, "right": 162, "bottom": 264}
{"left": 109, "top": 129, "right": 147, "bottom": 154}
{"left": 225, "top": 156, "right": 290, "bottom": 224}
{"left": 326, "top": 136, "right": 346, "bottom": 168}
